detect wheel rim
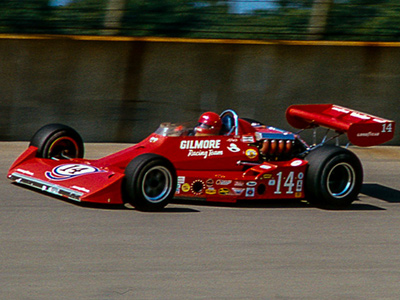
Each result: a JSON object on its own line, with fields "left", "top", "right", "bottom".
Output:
{"left": 327, "top": 162, "right": 356, "bottom": 198}
{"left": 48, "top": 137, "right": 79, "bottom": 159}
{"left": 142, "top": 166, "right": 172, "bottom": 203}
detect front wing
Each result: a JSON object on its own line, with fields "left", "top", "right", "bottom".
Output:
{"left": 8, "top": 146, "right": 125, "bottom": 204}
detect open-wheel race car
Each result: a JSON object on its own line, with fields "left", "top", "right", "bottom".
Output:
{"left": 8, "top": 104, "right": 395, "bottom": 211}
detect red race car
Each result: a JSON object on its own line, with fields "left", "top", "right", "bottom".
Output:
{"left": 8, "top": 104, "right": 395, "bottom": 211}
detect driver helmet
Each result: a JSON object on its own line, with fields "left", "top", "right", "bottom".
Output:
{"left": 195, "top": 112, "right": 222, "bottom": 136}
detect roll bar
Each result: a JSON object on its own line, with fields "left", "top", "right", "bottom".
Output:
{"left": 220, "top": 109, "right": 239, "bottom": 136}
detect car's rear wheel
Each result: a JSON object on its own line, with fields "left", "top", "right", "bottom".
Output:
{"left": 304, "top": 145, "right": 363, "bottom": 209}
{"left": 123, "top": 154, "right": 177, "bottom": 212}
{"left": 30, "top": 124, "right": 84, "bottom": 159}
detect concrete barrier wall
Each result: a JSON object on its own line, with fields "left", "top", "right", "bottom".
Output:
{"left": 0, "top": 36, "right": 399, "bottom": 145}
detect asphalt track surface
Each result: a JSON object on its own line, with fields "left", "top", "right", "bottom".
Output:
{"left": 2, "top": 142, "right": 400, "bottom": 300}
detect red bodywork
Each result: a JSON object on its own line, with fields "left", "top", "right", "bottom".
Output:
{"left": 8, "top": 104, "right": 395, "bottom": 205}
{"left": 286, "top": 104, "right": 395, "bottom": 147}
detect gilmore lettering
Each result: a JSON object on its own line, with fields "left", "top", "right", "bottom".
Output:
{"left": 180, "top": 140, "right": 221, "bottom": 150}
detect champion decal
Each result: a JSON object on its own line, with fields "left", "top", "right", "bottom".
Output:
{"left": 245, "top": 149, "right": 258, "bottom": 159}
{"left": 45, "top": 164, "right": 104, "bottom": 181}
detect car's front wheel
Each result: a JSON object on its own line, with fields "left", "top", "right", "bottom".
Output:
{"left": 304, "top": 145, "right": 363, "bottom": 209}
{"left": 30, "top": 124, "right": 84, "bottom": 159}
{"left": 123, "top": 154, "right": 177, "bottom": 212}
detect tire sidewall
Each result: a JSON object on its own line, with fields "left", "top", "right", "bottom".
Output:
{"left": 124, "top": 154, "right": 177, "bottom": 211}
{"left": 30, "top": 124, "right": 84, "bottom": 159}
{"left": 305, "top": 145, "right": 363, "bottom": 208}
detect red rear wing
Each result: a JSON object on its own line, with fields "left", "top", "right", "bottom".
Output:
{"left": 286, "top": 104, "right": 395, "bottom": 147}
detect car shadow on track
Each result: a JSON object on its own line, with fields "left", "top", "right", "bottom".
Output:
{"left": 86, "top": 203, "right": 200, "bottom": 213}
{"left": 342, "top": 201, "right": 385, "bottom": 211}
{"left": 173, "top": 198, "right": 385, "bottom": 211}
{"left": 55, "top": 197, "right": 201, "bottom": 213}
{"left": 361, "top": 183, "right": 400, "bottom": 203}
{"left": 173, "top": 198, "right": 310, "bottom": 209}
{"left": 65, "top": 199, "right": 200, "bottom": 213}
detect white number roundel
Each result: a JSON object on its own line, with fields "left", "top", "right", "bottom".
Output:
{"left": 46, "top": 164, "right": 102, "bottom": 180}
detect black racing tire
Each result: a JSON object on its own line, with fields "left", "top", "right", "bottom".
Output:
{"left": 304, "top": 145, "right": 363, "bottom": 209}
{"left": 30, "top": 124, "right": 84, "bottom": 159}
{"left": 123, "top": 153, "right": 177, "bottom": 212}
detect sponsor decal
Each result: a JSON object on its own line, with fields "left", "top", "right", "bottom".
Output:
{"left": 186, "top": 150, "right": 207, "bottom": 159}
{"left": 260, "top": 165, "right": 272, "bottom": 170}
{"left": 190, "top": 149, "right": 223, "bottom": 159}
{"left": 231, "top": 188, "right": 245, "bottom": 196}
{"left": 180, "top": 139, "right": 221, "bottom": 150}
{"left": 206, "top": 188, "right": 217, "bottom": 195}
{"left": 296, "top": 180, "right": 303, "bottom": 192}
{"left": 295, "top": 192, "right": 302, "bottom": 198}
{"left": 234, "top": 181, "right": 245, "bottom": 187}
{"left": 245, "top": 149, "right": 258, "bottom": 159}
{"left": 357, "top": 132, "right": 380, "bottom": 137}
{"left": 227, "top": 143, "right": 241, "bottom": 153}
{"left": 350, "top": 111, "right": 370, "bottom": 120}
{"left": 268, "top": 179, "right": 276, "bottom": 186}
{"left": 247, "top": 181, "right": 257, "bottom": 187}
{"left": 180, "top": 140, "right": 223, "bottom": 159}
{"left": 17, "top": 168, "right": 34, "bottom": 176}
{"left": 176, "top": 184, "right": 181, "bottom": 194}
{"left": 216, "top": 179, "right": 232, "bottom": 186}
{"left": 296, "top": 173, "right": 304, "bottom": 192}
{"left": 191, "top": 180, "right": 205, "bottom": 195}
{"left": 45, "top": 164, "right": 104, "bottom": 181}
{"left": 246, "top": 188, "right": 255, "bottom": 197}
{"left": 242, "top": 135, "right": 255, "bottom": 143}
{"left": 263, "top": 174, "right": 272, "bottom": 179}
{"left": 149, "top": 137, "right": 159, "bottom": 143}
{"left": 290, "top": 160, "right": 303, "bottom": 167}
{"left": 177, "top": 176, "right": 186, "bottom": 184}
{"left": 206, "top": 178, "right": 214, "bottom": 187}
{"left": 71, "top": 185, "right": 90, "bottom": 193}
{"left": 332, "top": 106, "right": 350, "bottom": 114}
{"left": 182, "top": 183, "right": 191, "bottom": 193}
{"left": 218, "top": 188, "right": 230, "bottom": 195}
{"left": 332, "top": 106, "right": 373, "bottom": 120}
{"left": 374, "top": 118, "right": 386, "bottom": 123}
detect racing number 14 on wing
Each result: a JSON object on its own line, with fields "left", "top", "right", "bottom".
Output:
{"left": 273, "top": 171, "right": 304, "bottom": 195}
{"left": 382, "top": 123, "right": 393, "bottom": 133}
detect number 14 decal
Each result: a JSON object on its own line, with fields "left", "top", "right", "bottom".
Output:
{"left": 382, "top": 123, "right": 393, "bottom": 133}
{"left": 274, "top": 171, "right": 304, "bottom": 194}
